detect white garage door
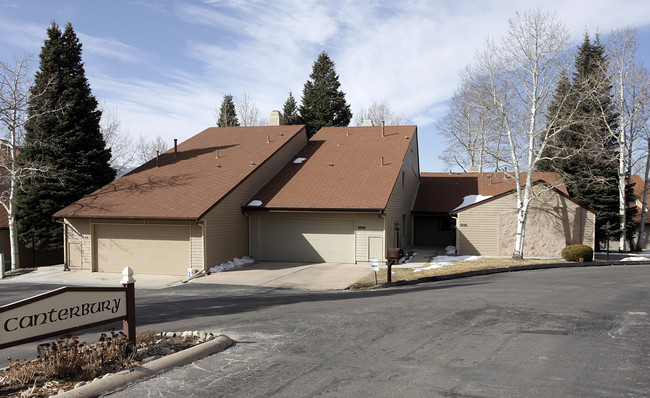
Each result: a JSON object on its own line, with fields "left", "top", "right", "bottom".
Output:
{"left": 260, "top": 217, "right": 355, "bottom": 263}
{"left": 95, "top": 224, "right": 190, "bottom": 275}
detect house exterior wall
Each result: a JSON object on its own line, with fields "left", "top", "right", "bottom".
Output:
{"left": 63, "top": 218, "right": 202, "bottom": 272}
{"left": 249, "top": 211, "right": 384, "bottom": 263}
{"left": 456, "top": 188, "right": 595, "bottom": 257}
{"left": 383, "top": 132, "right": 420, "bottom": 251}
{"left": 201, "top": 129, "right": 308, "bottom": 269}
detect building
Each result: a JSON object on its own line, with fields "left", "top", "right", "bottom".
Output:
{"left": 54, "top": 124, "right": 307, "bottom": 275}
{"left": 413, "top": 172, "right": 595, "bottom": 257}
{"left": 244, "top": 125, "right": 419, "bottom": 264}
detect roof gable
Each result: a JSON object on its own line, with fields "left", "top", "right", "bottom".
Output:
{"left": 245, "top": 125, "right": 418, "bottom": 210}
{"left": 413, "top": 171, "right": 567, "bottom": 213}
{"left": 55, "top": 125, "right": 306, "bottom": 220}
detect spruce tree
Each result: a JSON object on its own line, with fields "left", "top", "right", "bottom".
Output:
{"left": 16, "top": 22, "right": 115, "bottom": 251}
{"left": 540, "top": 34, "right": 623, "bottom": 248}
{"left": 299, "top": 51, "right": 352, "bottom": 138}
{"left": 281, "top": 91, "right": 300, "bottom": 125}
{"left": 217, "top": 94, "right": 239, "bottom": 127}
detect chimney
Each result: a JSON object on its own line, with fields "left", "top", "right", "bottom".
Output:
{"left": 174, "top": 139, "right": 178, "bottom": 158}
{"left": 269, "top": 110, "right": 284, "bottom": 126}
{"left": 362, "top": 118, "right": 373, "bottom": 127}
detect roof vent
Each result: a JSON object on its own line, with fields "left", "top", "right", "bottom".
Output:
{"left": 381, "top": 157, "right": 384, "bottom": 167}
{"left": 381, "top": 121, "right": 385, "bottom": 138}
{"left": 250, "top": 161, "right": 256, "bottom": 166}
{"left": 174, "top": 139, "right": 178, "bottom": 158}
{"left": 216, "top": 164, "right": 221, "bottom": 168}
{"left": 215, "top": 149, "right": 219, "bottom": 159}
{"left": 346, "top": 130, "right": 350, "bottom": 136}
{"left": 267, "top": 135, "right": 270, "bottom": 143}
{"left": 328, "top": 163, "right": 335, "bottom": 167}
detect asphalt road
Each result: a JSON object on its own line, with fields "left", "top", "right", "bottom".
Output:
{"left": 3, "top": 265, "right": 650, "bottom": 397}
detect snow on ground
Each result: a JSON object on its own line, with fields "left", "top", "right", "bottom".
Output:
{"left": 620, "top": 256, "right": 650, "bottom": 262}
{"left": 413, "top": 255, "right": 480, "bottom": 272}
{"left": 453, "top": 195, "right": 492, "bottom": 211}
{"left": 398, "top": 252, "right": 418, "bottom": 264}
{"left": 445, "top": 246, "right": 456, "bottom": 255}
{"left": 209, "top": 256, "right": 255, "bottom": 273}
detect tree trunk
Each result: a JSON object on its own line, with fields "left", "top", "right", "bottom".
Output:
{"left": 513, "top": 207, "right": 528, "bottom": 260}
{"left": 618, "top": 131, "right": 627, "bottom": 252}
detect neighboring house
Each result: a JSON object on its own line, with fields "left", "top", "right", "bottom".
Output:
{"left": 413, "top": 172, "right": 595, "bottom": 257}
{"left": 628, "top": 174, "right": 650, "bottom": 249}
{"left": 243, "top": 125, "right": 420, "bottom": 264}
{"left": 54, "top": 124, "right": 308, "bottom": 275}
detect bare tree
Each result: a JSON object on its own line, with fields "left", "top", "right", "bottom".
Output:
{"left": 439, "top": 69, "right": 503, "bottom": 172}
{"left": 474, "top": 9, "right": 572, "bottom": 259}
{"left": 354, "top": 100, "right": 405, "bottom": 126}
{"left": 0, "top": 55, "right": 58, "bottom": 271}
{"left": 136, "top": 135, "right": 169, "bottom": 165}
{"left": 236, "top": 92, "right": 263, "bottom": 127}
{"left": 604, "top": 27, "right": 650, "bottom": 251}
{"left": 99, "top": 102, "right": 135, "bottom": 176}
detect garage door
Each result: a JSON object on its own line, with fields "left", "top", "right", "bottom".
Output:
{"left": 260, "top": 217, "right": 354, "bottom": 263}
{"left": 95, "top": 224, "right": 190, "bottom": 275}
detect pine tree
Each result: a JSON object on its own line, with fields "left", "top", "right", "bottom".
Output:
{"left": 299, "top": 51, "right": 352, "bottom": 138}
{"left": 217, "top": 94, "right": 239, "bottom": 127}
{"left": 281, "top": 91, "right": 300, "bottom": 125}
{"left": 540, "top": 34, "right": 623, "bottom": 248}
{"left": 16, "top": 22, "right": 115, "bottom": 251}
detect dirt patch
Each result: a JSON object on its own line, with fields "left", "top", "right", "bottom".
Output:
{"left": 0, "top": 330, "right": 216, "bottom": 397}
{"left": 348, "top": 257, "right": 566, "bottom": 290}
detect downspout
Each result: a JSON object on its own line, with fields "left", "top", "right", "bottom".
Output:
{"left": 243, "top": 211, "right": 252, "bottom": 258}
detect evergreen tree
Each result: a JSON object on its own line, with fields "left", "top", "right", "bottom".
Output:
{"left": 16, "top": 22, "right": 115, "bottom": 251}
{"left": 217, "top": 94, "right": 239, "bottom": 127}
{"left": 281, "top": 91, "right": 300, "bottom": 125}
{"left": 540, "top": 34, "right": 624, "bottom": 248}
{"left": 299, "top": 51, "right": 352, "bottom": 138}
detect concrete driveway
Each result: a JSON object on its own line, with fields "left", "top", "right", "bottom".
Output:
{"left": 194, "top": 261, "right": 372, "bottom": 290}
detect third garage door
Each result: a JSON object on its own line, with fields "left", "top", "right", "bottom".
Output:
{"left": 259, "top": 217, "right": 354, "bottom": 263}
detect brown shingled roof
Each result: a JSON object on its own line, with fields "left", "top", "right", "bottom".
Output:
{"left": 413, "top": 171, "right": 566, "bottom": 213}
{"left": 54, "top": 126, "right": 306, "bottom": 220}
{"left": 245, "top": 125, "right": 417, "bottom": 210}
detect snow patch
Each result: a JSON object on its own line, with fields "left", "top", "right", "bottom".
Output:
{"left": 445, "top": 246, "right": 456, "bottom": 255}
{"left": 413, "top": 255, "right": 480, "bottom": 272}
{"left": 293, "top": 157, "right": 307, "bottom": 164}
{"left": 453, "top": 195, "right": 492, "bottom": 211}
{"left": 247, "top": 200, "right": 263, "bottom": 206}
{"left": 620, "top": 256, "right": 650, "bottom": 262}
{"left": 209, "top": 256, "right": 255, "bottom": 273}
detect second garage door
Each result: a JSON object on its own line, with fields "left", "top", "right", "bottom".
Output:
{"left": 94, "top": 224, "right": 190, "bottom": 275}
{"left": 259, "top": 217, "right": 355, "bottom": 263}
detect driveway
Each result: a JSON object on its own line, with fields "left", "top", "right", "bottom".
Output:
{"left": 194, "top": 261, "right": 372, "bottom": 290}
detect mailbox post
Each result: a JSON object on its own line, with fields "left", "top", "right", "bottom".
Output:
{"left": 386, "top": 248, "right": 400, "bottom": 284}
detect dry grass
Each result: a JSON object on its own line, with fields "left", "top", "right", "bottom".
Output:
{"left": 348, "top": 257, "right": 566, "bottom": 290}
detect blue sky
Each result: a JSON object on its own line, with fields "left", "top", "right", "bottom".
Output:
{"left": 1, "top": 0, "right": 650, "bottom": 172}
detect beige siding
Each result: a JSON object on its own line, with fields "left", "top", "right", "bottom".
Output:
{"left": 202, "top": 130, "right": 308, "bottom": 269}
{"left": 257, "top": 212, "right": 355, "bottom": 262}
{"left": 64, "top": 218, "right": 92, "bottom": 270}
{"left": 456, "top": 187, "right": 596, "bottom": 257}
{"left": 354, "top": 213, "right": 384, "bottom": 262}
{"left": 383, "top": 132, "right": 420, "bottom": 250}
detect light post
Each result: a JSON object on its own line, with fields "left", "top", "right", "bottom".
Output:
{"left": 30, "top": 226, "right": 35, "bottom": 268}
{"left": 394, "top": 221, "right": 400, "bottom": 249}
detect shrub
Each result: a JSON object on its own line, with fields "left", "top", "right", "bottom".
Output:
{"left": 561, "top": 244, "right": 593, "bottom": 262}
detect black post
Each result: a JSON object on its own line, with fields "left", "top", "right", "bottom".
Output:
{"left": 121, "top": 267, "right": 136, "bottom": 345}
{"left": 606, "top": 221, "right": 611, "bottom": 263}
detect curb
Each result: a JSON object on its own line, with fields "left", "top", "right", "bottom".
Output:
{"left": 57, "top": 335, "right": 235, "bottom": 397}
{"left": 377, "top": 260, "right": 650, "bottom": 289}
